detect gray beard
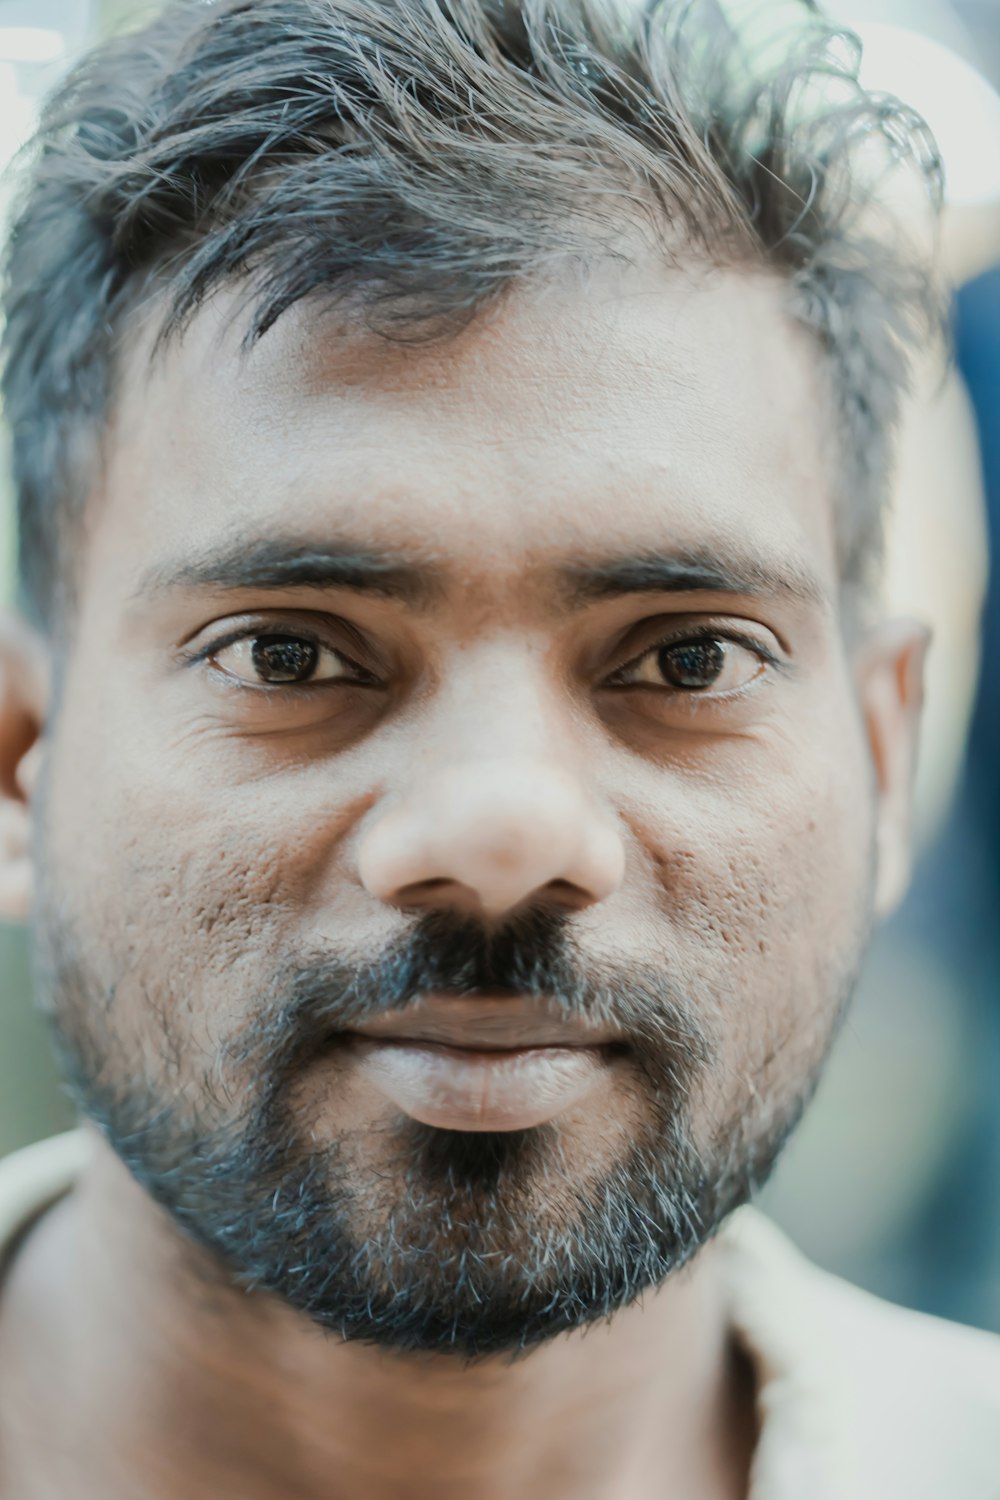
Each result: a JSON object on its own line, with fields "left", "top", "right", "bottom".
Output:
{"left": 31, "top": 901, "right": 864, "bottom": 1359}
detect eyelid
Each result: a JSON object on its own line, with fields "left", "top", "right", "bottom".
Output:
{"left": 181, "top": 619, "right": 380, "bottom": 685}
{"left": 605, "top": 624, "right": 783, "bottom": 688}
{"left": 179, "top": 615, "right": 383, "bottom": 675}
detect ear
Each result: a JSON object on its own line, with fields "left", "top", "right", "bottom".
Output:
{"left": 854, "top": 619, "right": 931, "bottom": 920}
{"left": 0, "top": 610, "right": 51, "bottom": 923}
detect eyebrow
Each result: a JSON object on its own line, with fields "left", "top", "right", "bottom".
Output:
{"left": 134, "top": 538, "right": 447, "bottom": 610}
{"left": 134, "top": 535, "right": 828, "bottom": 613}
{"left": 560, "top": 547, "right": 828, "bottom": 610}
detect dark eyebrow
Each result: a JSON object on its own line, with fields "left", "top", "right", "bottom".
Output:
{"left": 133, "top": 534, "right": 828, "bottom": 616}
{"left": 558, "top": 547, "right": 829, "bottom": 611}
{"left": 133, "top": 537, "right": 446, "bottom": 610}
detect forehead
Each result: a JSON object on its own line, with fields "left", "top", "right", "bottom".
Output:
{"left": 99, "top": 258, "right": 839, "bottom": 605}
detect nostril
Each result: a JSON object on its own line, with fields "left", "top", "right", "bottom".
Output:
{"left": 394, "top": 876, "right": 481, "bottom": 909}
{"left": 357, "top": 763, "right": 626, "bottom": 914}
{"left": 542, "top": 878, "right": 595, "bottom": 911}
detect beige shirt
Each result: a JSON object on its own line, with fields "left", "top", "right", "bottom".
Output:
{"left": 1, "top": 1131, "right": 998, "bottom": 1498}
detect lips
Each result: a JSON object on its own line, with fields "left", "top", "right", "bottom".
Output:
{"left": 344, "top": 996, "right": 625, "bottom": 1132}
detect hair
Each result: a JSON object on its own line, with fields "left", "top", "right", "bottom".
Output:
{"left": 1, "top": 0, "right": 944, "bottom": 630}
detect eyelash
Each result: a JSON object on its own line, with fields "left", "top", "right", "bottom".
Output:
{"left": 185, "top": 624, "right": 378, "bottom": 685}
{"left": 185, "top": 621, "right": 781, "bottom": 692}
{"left": 608, "top": 625, "right": 782, "bottom": 686}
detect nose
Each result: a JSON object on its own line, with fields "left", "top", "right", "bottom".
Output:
{"left": 357, "top": 757, "right": 626, "bottom": 919}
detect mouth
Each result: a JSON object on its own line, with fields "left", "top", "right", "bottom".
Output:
{"left": 342, "top": 995, "right": 628, "bottom": 1133}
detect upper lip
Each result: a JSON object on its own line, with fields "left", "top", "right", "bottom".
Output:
{"left": 349, "top": 995, "right": 622, "bottom": 1052}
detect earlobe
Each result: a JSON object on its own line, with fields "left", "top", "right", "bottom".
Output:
{"left": 857, "top": 620, "right": 931, "bottom": 920}
{"left": 0, "top": 611, "right": 51, "bottom": 924}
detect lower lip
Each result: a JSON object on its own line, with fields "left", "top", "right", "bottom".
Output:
{"left": 350, "top": 1038, "right": 612, "bottom": 1132}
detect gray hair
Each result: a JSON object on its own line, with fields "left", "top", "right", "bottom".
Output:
{"left": 0, "top": 0, "right": 944, "bottom": 627}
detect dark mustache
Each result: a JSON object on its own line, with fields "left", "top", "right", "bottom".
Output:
{"left": 225, "top": 905, "right": 712, "bottom": 1078}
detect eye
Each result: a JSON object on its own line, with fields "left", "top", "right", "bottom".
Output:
{"left": 609, "top": 633, "right": 772, "bottom": 694}
{"left": 209, "top": 633, "right": 361, "bottom": 687}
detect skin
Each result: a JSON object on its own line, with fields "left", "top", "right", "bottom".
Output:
{"left": 0, "top": 257, "right": 927, "bottom": 1499}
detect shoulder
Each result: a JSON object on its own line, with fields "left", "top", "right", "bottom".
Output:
{"left": 721, "top": 1208, "right": 1000, "bottom": 1499}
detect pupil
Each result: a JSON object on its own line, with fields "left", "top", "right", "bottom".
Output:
{"left": 251, "top": 636, "right": 318, "bottom": 683}
{"left": 658, "top": 638, "right": 725, "bottom": 689}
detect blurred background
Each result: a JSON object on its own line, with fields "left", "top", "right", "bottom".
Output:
{"left": 0, "top": 0, "right": 998, "bottom": 1332}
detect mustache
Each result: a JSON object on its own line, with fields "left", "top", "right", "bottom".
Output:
{"left": 224, "top": 906, "right": 714, "bottom": 1081}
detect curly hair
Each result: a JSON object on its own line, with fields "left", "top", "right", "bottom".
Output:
{"left": 0, "top": 0, "right": 944, "bottom": 627}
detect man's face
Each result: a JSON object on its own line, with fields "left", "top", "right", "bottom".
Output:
{"left": 30, "top": 261, "right": 891, "bottom": 1355}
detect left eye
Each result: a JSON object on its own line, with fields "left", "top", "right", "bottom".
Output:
{"left": 211, "top": 634, "right": 356, "bottom": 686}
{"left": 611, "top": 636, "right": 768, "bottom": 693}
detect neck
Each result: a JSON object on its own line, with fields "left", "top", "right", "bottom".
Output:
{"left": 0, "top": 1126, "right": 758, "bottom": 1500}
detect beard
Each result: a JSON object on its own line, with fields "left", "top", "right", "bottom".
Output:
{"left": 30, "top": 884, "right": 869, "bottom": 1360}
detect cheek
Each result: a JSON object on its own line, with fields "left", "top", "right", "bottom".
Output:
{"left": 710, "top": 761, "right": 872, "bottom": 964}
{"left": 39, "top": 703, "right": 371, "bottom": 1066}
{"left": 648, "top": 748, "right": 874, "bottom": 1143}
{"left": 627, "top": 707, "right": 876, "bottom": 1050}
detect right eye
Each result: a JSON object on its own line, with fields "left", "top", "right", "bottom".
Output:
{"left": 208, "top": 632, "right": 363, "bottom": 688}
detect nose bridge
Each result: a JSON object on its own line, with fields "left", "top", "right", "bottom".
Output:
{"left": 357, "top": 639, "right": 626, "bottom": 916}
{"left": 425, "top": 634, "right": 571, "bottom": 767}
{"left": 408, "top": 635, "right": 594, "bottom": 812}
